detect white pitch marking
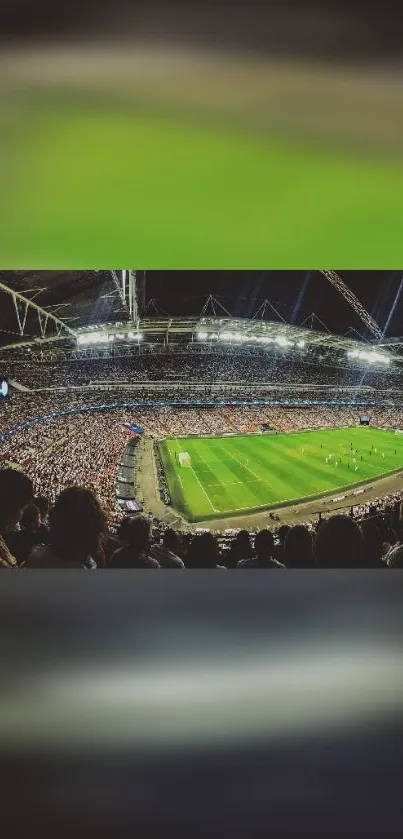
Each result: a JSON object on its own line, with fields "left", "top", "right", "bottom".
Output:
{"left": 177, "top": 443, "right": 219, "bottom": 513}
{"left": 215, "top": 442, "right": 264, "bottom": 483}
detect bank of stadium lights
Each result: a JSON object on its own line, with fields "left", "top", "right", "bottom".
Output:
{"left": 77, "top": 332, "right": 110, "bottom": 345}
{"left": 77, "top": 330, "right": 143, "bottom": 346}
{"left": 197, "top": 330, "right": 304, "bottom": 349}
{"left": 347, "top": 349, "right": 390, "bottom": 365}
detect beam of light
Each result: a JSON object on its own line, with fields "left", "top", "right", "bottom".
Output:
{"left": 356, "top": 274, "right": 403, "bottom": 390}
{"left": 382, "top": 274, "right": 403, "bottom": 338}
{"left": 290, "top": 271, "right": 311, "bottom": 324}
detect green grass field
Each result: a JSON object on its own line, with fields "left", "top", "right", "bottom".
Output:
{"left": 159, "top": 427, "right": 403, "bottom": 522}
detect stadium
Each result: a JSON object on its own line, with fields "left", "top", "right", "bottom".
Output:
{"left": 2, "top": 269, "right": 403, "bottom": 568}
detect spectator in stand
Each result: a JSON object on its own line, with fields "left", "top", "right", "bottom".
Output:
{"left": 273, "top": 525, "right": 291, "bottom": 564}
{"left": 384, "top": 501, "right": 403, "bottom": 567}
{"left": 185, "top": 533, "right": 226, "bottom": 569}
{"left": 5, "top": 502, "right": 42, "bottom": 566}
{"left": 0, "top": 468, "right": 34, "bottom": 568}
{"left": 284, "top": 525, "right": 314, "bottom": 568}
{"left": 101, "top": 530, "right": 122, "bottom": 565}
{"left": 363, "top": 513, "right": 392, "bottom": 558}
{"left": 27, "top": 487, "right": 106, "bottom": 569}
{"left": 360, "top": 521, "right": 386, "bottom": 568}
{"left": 237, "top": 530, "right": 285, "bottom": 568}
{"left": 314, "top": 515, "right": 365, "bottom": 568}
{"left": 225, "top": 530, "right": 253, "bottom": 568}
{"left": 109, "top": 516, "right": 160, "bottom": 568}
{"left": 151, "top": 528, "right": 185, "bottom": 569}
{"left": 116, "top": 516, "right": 132, "bottom": 545}
{"left": 34, "top": 496, "right": 51, "bottom": 544}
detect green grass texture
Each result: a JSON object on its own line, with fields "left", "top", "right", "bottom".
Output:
{"left": 159, "top": 427, "right": 403, "bottom": 522}
{"left": 2, "top": 94, "right": 403, "bottom": 266}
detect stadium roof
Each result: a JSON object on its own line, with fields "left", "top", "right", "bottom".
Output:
{"left": 0, "top": 271, "right": 130, "bottom": 341}
{"left": 1, "top": 271, "right": 403, "bottom": 359}
{"left": 1, "top": 315, "right": 401, "bottom": 373}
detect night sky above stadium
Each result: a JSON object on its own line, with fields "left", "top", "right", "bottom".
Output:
{"left": 147, "top": 271, "right": 403, "bottom": 339}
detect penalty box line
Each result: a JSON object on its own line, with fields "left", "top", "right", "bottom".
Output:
{"left": 177, "top": 443, "right": 219, "bottom": 513}
{"left": 206, "top": 478, "right": 262, "bottom": 488}
{"left": 215, "top": 442, "right": 264, "bottom": 483}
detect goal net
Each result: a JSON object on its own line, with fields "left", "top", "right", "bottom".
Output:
{"left": 178, "top": 451, "right": 191, "bottom": 467}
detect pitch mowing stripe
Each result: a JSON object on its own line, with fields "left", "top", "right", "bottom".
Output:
{"left": 248, "top": 435, "right": 370, "bottom": 496}
{"left": 204, "top": 439, "right": 266, "bottom": 501}
{"left": 165, "top": 439, "right": 210, "bottom": 517}
{"left": 228, "top": 436, "right": 336, "bottom": 502}
{"left": 198, "top": 436, "right": 338, "bottom": 513}
{"left": 192, "top": 437, "right": 304, "bottom": 510}
{"left": 256, "top": 436, "right": 353, "bottom": 492}
{"left": 205, "top": 441, "right": 268, "bottom": 508}
{"left": 176, "top": 439, "right": 219, "bottom": 514}
{"left": 166, "top": 437, "right": 272, "bottom": 518}
{"left": 190, "top": 435, "right": 341, "bottom": 512}
{"left": 260, "top": 429, "right": 403, "bottom": 488}
{"left": 188, "top": 438, "right": 268, "bottom": 514}
{"left": 254, "top": 442, "right": 330, "bottom": 502}
{"left": 209, "top": 440, "right": 280, "bottom": 509}
{"left": 192, "top": 440, "right": 254, "bottom": 512}
{"left": 170, "top": 439, "right": 224, "bottom": 515}
{"left": 186, "top": 444, "right": 235, "bottom": 513}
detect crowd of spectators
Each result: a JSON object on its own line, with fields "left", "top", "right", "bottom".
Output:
{"left": 2, "top": 465, "right": 403, "bottom": 569}
{"left": 5, "top": 348, "right": 403, "bottom": 392}
{"left": 4, "top": 394, "right": 403, "bottom": 446}
{"left": 1, "top": 411, "right": 130, "bottom": 524}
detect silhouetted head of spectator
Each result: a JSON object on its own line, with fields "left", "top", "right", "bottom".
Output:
{"left": 272, "top": 523, "right": 291, "bottom": 562}
{"left": 390, "top": 501, "right": 402, "bottom": 542}
{"left": 49, "top": 486, "right": 106, "bottom": 560}
{"left": 315, "top": 518, "right": 327, "bottom": 533}
{"left": 234, "top": 530, "right": 252, "bottom": 555}
{"left": 314, "top": 515, "right": 364, "bottom": 568}
{"left": 186, "top": 532, "right": 221, "bottom": 568}
{"left": 254, "top": 529, "right": 274, "bottom": 559}
{"left": 117, "top": 516, "right": 132, "bottom": 544}
{"left": 0, "top": 468, "right": 33, "bottom": 534}
{"left": 278, "top": 525, "right": 291, "bottom": 545}
{"left": 163, "top": 528, "right": 181, "bottom": 554}
{"left": 21, "top": 503, "right": 41, "bottom": 534}
{"left": 125, "top": 516, "right": 151, "bottom": 556}
{"left": 284, "top": 525, "right": 313, "bottom": 568}
{"left": 395, "top": 500, "right": 403, "bottom": 541}
{"left": 34, "top": 496, "right": 50, "bottom": 522}
{"left": 369, "top": 513, "right": 390, "bottom": 546}
{"left": 360, "top": 520, "right": 385, "bottom": 567}
{"left": 224, "top": 529, "right": 252, "bottom": 567}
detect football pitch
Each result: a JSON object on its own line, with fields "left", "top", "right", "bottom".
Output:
{"left": 159, "top": 427, "right": 403, "bottom": 522}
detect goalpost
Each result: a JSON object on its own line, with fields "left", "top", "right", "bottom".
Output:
{"left": 178, "top": 451, "right": 191, "bottom": 467}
